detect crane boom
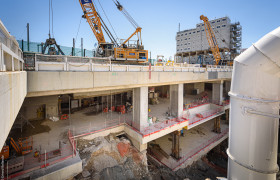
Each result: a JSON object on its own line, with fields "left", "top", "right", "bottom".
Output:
{"left": 200, "top": 15, "right": 221, "bottom": 65}
{"left": 79, "top": 0, "right": 106, "bottom": 44}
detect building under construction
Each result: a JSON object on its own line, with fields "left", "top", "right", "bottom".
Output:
{"left": 176, "top": 16, "right": 242, "bottom": 65}
{"left": 1, "top": 1, "right": 280, "bottom": 180}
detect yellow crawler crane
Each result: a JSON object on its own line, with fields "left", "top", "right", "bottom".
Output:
{"left": 200, "top": 15, "right": 222, "bottom": 65}
{"left": 79, "top": 0, "right": 148, "bottom": 62}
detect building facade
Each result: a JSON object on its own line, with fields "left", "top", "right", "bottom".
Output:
{"left": 176, "top": 16, "right": 242, "bottom": 64}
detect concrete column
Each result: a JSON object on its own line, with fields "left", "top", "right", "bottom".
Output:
{"left": 225, "top": 81, "right": 231, "bottom": 93}
{"left": 133, "top": 87, "right": 148, "bottom": 132}
{"left": 172, "top": 130, "right": 180, "bottom": 159}
{"left": 170, "top": 84, "right": 183, "bottom": 117}
{"left": 212, "top": 81, "right": 223, "bottom": 105}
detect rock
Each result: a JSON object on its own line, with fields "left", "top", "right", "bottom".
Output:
{"left": 109, "top": 135, "right": 114, "bottom": 142}
{"left": 93, "top": 154, "right": 119, "bottom": 172}
{"left": 100, "top": 166, "right": 126, "bottom": 180}
{"left": 82, "top": 170, "right": 91, "bottom": 178}
{"left": 81, "top": 171, "right": 90, "bottom": 178}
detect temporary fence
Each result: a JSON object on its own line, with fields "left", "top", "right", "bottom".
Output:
{"left": 5, "top": 130, "right": 77, "bottom": 179}
{"left": 149, "top": 128, "right": 229, "bottom": 171}
{"left": 72, "top": 115, "right": 131, "bottom": 138}
{"left": 72, "top": 102, "right": 225, "bottom": 140}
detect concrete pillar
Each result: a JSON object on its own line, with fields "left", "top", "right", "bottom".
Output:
{"left": 214, "top": 116, "right": 221, "bottom": 133}
{"left": 133, "top": 87, "right": 148, "bottom": 132}
{"left": 212, "top": 81, "right": 223, "bottom": 105}
{"left": 170, "top": 84, "right": 183, "bottom": 117}
{"left": 225, "top": 81, "right": 231, "bottom": 93}
{"left": 172, "top": 130, "right": 180, "bottom": 159}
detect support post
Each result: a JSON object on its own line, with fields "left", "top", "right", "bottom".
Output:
{"left": 172, "top": 131, "right": 180, "bottom": 159}
{"left": 27, "top": 23, "right": 30, "bottom": 52}
{"left": 214, "top": 116, "right": 221, "bottom": 133}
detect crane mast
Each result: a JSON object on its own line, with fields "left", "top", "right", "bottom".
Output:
{"left": 200, "top": 15, "right": 221, "bottom": 65}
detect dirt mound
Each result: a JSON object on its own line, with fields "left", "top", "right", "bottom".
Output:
{"left": 75, "top": 134, "right": 149, "bottom": 180}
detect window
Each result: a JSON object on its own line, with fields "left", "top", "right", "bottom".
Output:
{"left": 188, "top": 42, "right": 191, "bottom": 45}
{"left": 222, "top": 19, "right": 226, "bottom": 21}
{"left": 217, "top": 26, "right": 220, "bottom": 28}
{"left": 197, "top": 31, "right": 200, "bottom": 33}
{"left": 202, "top": 24, "right": 204, "bottom": 26}
{"left": 181, "top": 34, "right": 183, "bottom": 36}
{"left": 217, "top": 20, "right": 220, "bottom": 22}
{"left": 189, "top": 32, "right": 191, "bottom": 34}
{"left": 222, "top": 25, "right": 226, "bottom": 27}
{"left": 193, "top": 31, "right": 196, "bottom": 34}
{"left": 185, "top": 38, "right": 188, "bottom": 40}
{"left": 185, "top": 33, "right": 188, "bottom": 35}
{"left": 202, "top": 29, "right": 205, "bottom": 31}
{"left": 212, "top": 21, "right": 215, "bottom": 23}
{"left": 197, "top": 25, "right": 200, "bottom": 27}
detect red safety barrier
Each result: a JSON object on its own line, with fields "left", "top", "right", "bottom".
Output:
{"left": 5, "top": 130, "right": 77, "bottom": 179}
{"left": 148, "top": 128, "right": 229, "bottom": 171}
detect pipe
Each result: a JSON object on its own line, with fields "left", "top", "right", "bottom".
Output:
{"left": 228, "top": 27, "right": 280, "bottom": 179}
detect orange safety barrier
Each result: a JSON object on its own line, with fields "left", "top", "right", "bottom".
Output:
{"left": 60, "top": 114, "right": 69, "bottom": 120}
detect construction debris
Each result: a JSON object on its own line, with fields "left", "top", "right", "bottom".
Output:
{"left": 75, "top": 134, "right": 149, "bottom": 179}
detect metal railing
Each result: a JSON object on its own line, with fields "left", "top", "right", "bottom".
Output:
{"left": 6, "top": 130, "right": 77, "bottom": 179}
{"left": 34, "top": 54, "right": 233, "bottom": 73}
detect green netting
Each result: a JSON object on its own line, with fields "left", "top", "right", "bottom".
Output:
{"left": 17, "top": 40, "right": 94, "bottom": 57}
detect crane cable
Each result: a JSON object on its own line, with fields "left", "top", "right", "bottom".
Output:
{"left": 97, "top": 0, "right": 119, "bottom": 43}
{"left": 111, "top": 0, "right": 140, "bottom": 28}
{"left": 92, "top": 1, "right": 118, "bottom": 45}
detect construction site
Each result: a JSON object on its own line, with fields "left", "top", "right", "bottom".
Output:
{"left": 0, "top": 0, "right": 280, "bottom": 180}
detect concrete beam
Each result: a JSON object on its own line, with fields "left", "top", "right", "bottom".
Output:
{"left": 26, "top": 71, "right": 232, "bottom": 97}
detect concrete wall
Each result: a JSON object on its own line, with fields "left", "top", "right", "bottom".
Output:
{"left": 27, "top": 71, "right": 231, "bottom": 97}
{"left": 0, "top": 71, "right": 27, "bottom": 149}
{"left": 22, "top": 95, "right": 59, "bottom": 120}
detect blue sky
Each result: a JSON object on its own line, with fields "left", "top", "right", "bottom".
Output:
{"left": 0, "top": 0, "right": 279, "bottom": 59}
